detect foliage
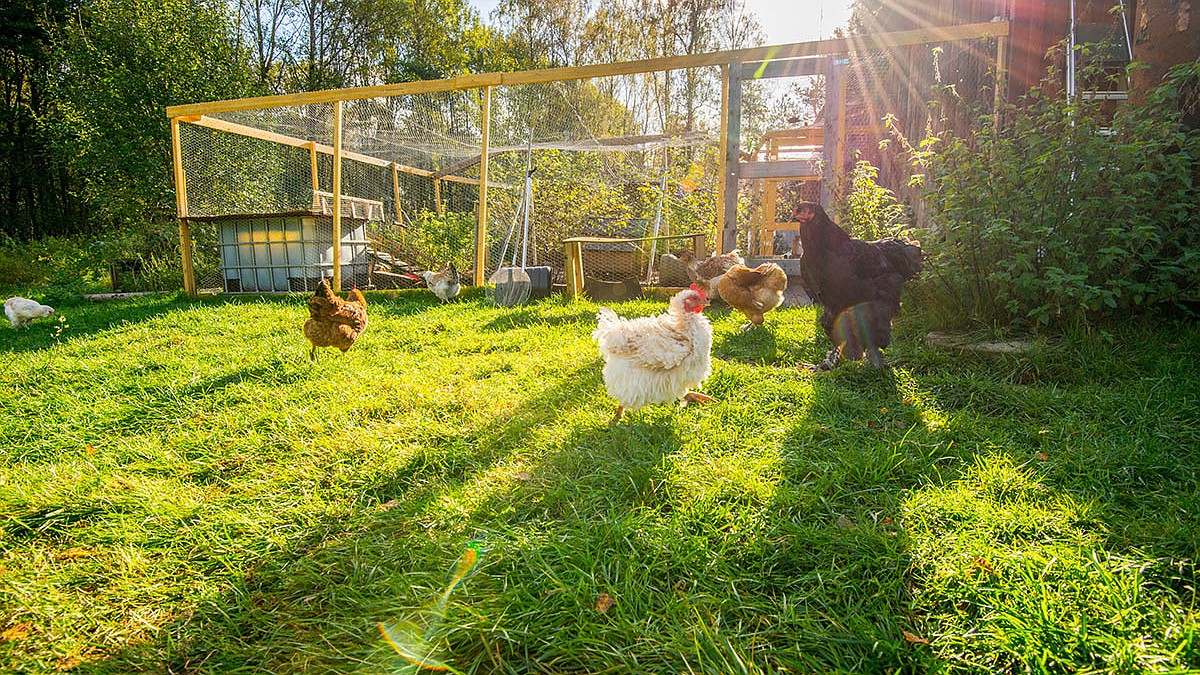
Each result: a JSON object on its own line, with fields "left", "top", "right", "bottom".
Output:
{"left": 913, "top": 62, "right": 1200, "bottom": 330}
{"left": 833, "top": 160, "right": 912, "bottom": 241}
{"left": 1, "top": 293, "right": 1198, "bottom": 672}
{"left": 44, "top": 0, "right": 254, "bottom": 233}
{"left": 0, "top": 235, "right": 109, "bottom": 300}
{"left": 405, "top": 209, "right": 477, "bottom": 272}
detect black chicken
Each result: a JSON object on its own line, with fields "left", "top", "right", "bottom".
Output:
{"left": 793, "top": 202, "right": 923, "bottom": 370}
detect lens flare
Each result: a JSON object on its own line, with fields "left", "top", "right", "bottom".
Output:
{"left": 378, "top": 542, "right": 486, "bottom": 672}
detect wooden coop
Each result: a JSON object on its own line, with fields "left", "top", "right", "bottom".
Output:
{"left": 167, "top": 21, "right": 1010, "bottom": 296}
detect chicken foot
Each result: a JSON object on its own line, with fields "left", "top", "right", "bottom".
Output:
{"left": 681, "top": 391, "right": 715, "bottom": 406}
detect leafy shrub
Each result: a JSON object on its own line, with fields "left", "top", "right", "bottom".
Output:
{"left": 915, "top": 61, "right": 1200, "bottom": 330}
{"left": 0, "top": 235, "right": 108, "bottom": 300}
{"left": 406, "top": 209, "right": 477, "bottom": 271}
{"left": 833, "top": 160, "right": 913, "bottom": 241}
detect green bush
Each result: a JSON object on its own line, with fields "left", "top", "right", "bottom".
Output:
{"left": 406, "top": 209, "right": 477, "bottom": 271}
{"left": 833, "top": 160, "right": 913, "bottom": 241}
{"left": 916, "top": 62, "right": 1200, "bottom": 330}
{"left": 0, "top": 235, "right": 108, "bottom": 300}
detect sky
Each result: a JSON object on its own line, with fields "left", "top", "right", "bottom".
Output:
{"left": 466, "top": 0, "right": 855, "bottom": 48}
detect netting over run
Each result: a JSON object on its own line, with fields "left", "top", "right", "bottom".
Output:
{"left": 178, "top": 68, "right": 724, "bottom": 294}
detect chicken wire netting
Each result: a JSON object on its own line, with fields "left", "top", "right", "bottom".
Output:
{"left": 177, "top": 69, "right": 724, "bottom": 294}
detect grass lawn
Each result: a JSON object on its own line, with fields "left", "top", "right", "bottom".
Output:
{"left": 1, "top": 289, "right": 1198, "bottom": 673}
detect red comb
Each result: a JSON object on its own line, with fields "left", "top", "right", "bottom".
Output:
{"left": 689, "top": 283, "right": 707, "bottom": 299}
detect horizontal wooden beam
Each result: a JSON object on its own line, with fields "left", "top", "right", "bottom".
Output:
{"left": 166, "top": 21, "right": 1009, "bottom": 118}
{"left": 187, "top": 115, "right": 512, "bottom": 189}
{"left": 738, "top": 160, "right": 821, "bottom": 179}
{"left": 739, "top": 58, "right": 826, "bottom": 80}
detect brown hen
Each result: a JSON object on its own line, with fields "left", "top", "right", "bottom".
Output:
{"left": 303, "top": 278, "right": 368, "bottom": 360}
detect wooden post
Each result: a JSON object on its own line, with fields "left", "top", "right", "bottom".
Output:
{"left": 564, "top": 239, "right": 584, "bottom": 299}
{"left": 434, "top": 178, "right": 443, "bottom": 217}
{"left": 822, "top": 59, "right": 845, "bottom": 208}
{"left": 392, "top": 162, "right": 403, "bottom": 226}
{"left": 714, "top": 64, "right": 730, "bottom": 241}
{"left": 332, "top": 100, "right": 343, "bottom": 291}
{"left": 993, "top": 34, "right": 1009, "bottom": 131}
{"left": 720, "top": 66, "right": 741, "bottom": 254}
{"left": 761, "top": 179, "right": 778, "bottom": 256}
{"left": 170, "top": 118, "right": 196, "bottom": 296}
{"left": 309, "top": 142, "right": 320, "bottom": 209}
{"left": 475, "top": 86, "right": 491, "bottom": 286}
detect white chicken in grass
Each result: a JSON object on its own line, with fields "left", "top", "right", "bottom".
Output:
{"left": 593, "top": 284, "right": 715, "bottom": 422}
{"left": 5, "top": 297, "right": 55, "bottom": 328}
{"left": 416, "top": 263, "right": 462, "bottom": 303}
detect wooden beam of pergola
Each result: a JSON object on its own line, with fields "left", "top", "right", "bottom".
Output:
{"left": 183, "top": 114, "right": 512, "bottom": 189}
{"left": 166, "top": 21, "right": 1010, "bottom": 119}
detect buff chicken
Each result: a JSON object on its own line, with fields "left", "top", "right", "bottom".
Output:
{"left": 593, "top": 284, "right": 714, "bottom": 422}
{"left": 717, "top": 262, "right": 788, "bottom": 330}
{"left": 675, "top": 249, "right": 745, "bottom": 298}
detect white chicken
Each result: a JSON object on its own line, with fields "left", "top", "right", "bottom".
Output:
{"left": 5, "top": 297, "right": 55, "bottom": 329}
{"left": 417, "top": 263, "right": 462, "bottom": 302}
{"left": 593, "top": 284, "right": 715, "bottom": 421}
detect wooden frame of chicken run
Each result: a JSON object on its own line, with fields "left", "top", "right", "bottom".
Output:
{"left": 166, "top": 20, "right": 1008, "bottom": 296}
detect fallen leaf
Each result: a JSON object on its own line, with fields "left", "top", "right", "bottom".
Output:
{"left": 57, "top": 546, "right": 94, "bottom": 561}
{"left": 1035, "top": 452, "right": 1049, "bottom": 461}
{"left": 379, "top": 499, "right": 400, "bottom": 511}
{"left": 514, "top": 471, "right": 532, "bottom": 481}
{"left": 84, "top": 445, "right": 97, "bottom": 456}
{"left": 902, "top": 630, "right": 930, "bottom": 645}
{"left": 594, "top": 593, "right": 616, "bottom": 614}
{"left": 834, "top": 516, "right": 855, "bottom": 530}
{"left": 881, "top": 517, "right": 894, "bottom": 525}
{"left": 971, "top": 557, "right": 995, "bottom": 574}
{"left": 1, "top": 623, "right": 31, "bottom": 641}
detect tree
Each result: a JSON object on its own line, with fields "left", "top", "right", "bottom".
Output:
{"left": 0, "top": 0, "right": 81, "bottom": 240}
{"left": 47, "top": 0, "right": 253, "bottom": 230}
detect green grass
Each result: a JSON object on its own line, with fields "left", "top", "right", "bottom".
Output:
{"left": 1, "top": 289, "right": 1198, "bottom": 673}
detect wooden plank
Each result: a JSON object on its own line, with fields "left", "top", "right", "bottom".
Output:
{"left": 761, "top": 178, "right": 777, "bottom": 256}
{"left": 475, "top": 86, "right": 491, "bottom": 286}
{"left": 714, "top": 64, "right": 729, "bottom": 239}
{"left": 821, "top": 59, "right": 844, "bottom": 207}
{"left": 166, "top": 22, "right": 1010, "bottom": 118}
{"left": 738, "top": 160, "right": 822, "bottom": 179}
{"left": 170, "top": 118, "right": 196, "bottom": 296}
{"left": 332, "top": 101, "right": 343, "bottom": 291}
{"left": 739, "top": 57, "right": 826, "bottom": 80}
{"left": 836, "top": 60, "right": 848, "bottom": 181}
{"left": 562, "top": 234, "right": 709, "bottom": 245}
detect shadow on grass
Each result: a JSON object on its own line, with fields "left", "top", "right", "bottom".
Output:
{"left": 0, "top": 294, "right": 188, "bottom": 355}
{"left": 69, "top": 362, "right": 612, "bottom": 674}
